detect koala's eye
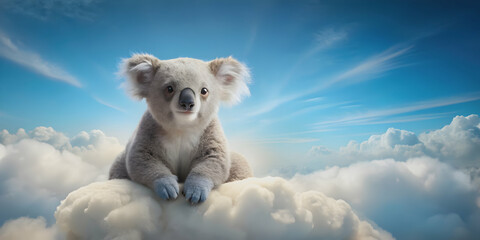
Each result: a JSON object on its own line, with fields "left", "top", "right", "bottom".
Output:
{"left": 200, "top": 88, "right": 209, "bottom": 96}
{"left": 166, "top": 86, "right": 174, "bottom": 94}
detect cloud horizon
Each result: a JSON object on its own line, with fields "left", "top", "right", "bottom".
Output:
{"left": 0, "top": 114, "right": 479, "bottom": 239}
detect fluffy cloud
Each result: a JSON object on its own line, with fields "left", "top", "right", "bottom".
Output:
{"left": 54, "top": 178, "right": 393, "bottom": 240}
{"left": 291, "top": 157, "right": 480, "bottom": 239}
{"left": 0, "top": 126, "right": 124, "bottom": 170}
{"left": 0, "top": 217, "right": 58, "bottom": 240}
{"left": 302, "top": 115, "right": 480, "bottom": 239}
{"left": 309, "top": 114, "right": 480, "bottom": 168}
{"left": 420, "top": 114, "right": 480, "bottom": 168}
{"left": 0, "top": 127, "right": 69, "bottom": 148}
{"left": 69, "top": 129, "right": 125, "bottom": 170}
{"left": 2, "top": 115, "right": 480, "bottom": 239}
{"left": 0, "top": 127, "right": 123, "bottom": 223}
{"left": 0, "top": 126, "right": 394, "bottom": 240}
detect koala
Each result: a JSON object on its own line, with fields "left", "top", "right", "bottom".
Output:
{"left": 109, "top": 54, "right": 253, "bottom": 204}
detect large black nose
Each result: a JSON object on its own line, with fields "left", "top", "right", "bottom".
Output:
{"left": 179, "top": 88, "right": 195, "bottom": 111}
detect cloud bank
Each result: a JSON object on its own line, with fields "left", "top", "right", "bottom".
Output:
{"left": 0, "top": 127, "right": 123, "bottom": 223}
{"left": 1, "top": 114, "right": 480, "bottom": 239}
{"left": 291, "top": 157, "right": 480, "bottom": 239}
{"left": 0, "top": 217, "right": 57, "bottom": 240}
{"left": 309, "top": 114, "right": 480, "bottom": 168}
{"left": 304, "top": 114, "right": 480, "bottom": 239}
{"left": 54, "top": 178, "right": 392, "bottom": 240}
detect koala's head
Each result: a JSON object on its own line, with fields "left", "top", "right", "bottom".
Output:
{"left": 121, "top": 54, "right": 250, "bottom": 130}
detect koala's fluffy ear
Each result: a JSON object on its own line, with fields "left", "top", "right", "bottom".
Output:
{"left": 209, "top": 57, "right": 251, "bottom": 105}
{"left": 120, "top": 54, "right": 160, "bottom": 99}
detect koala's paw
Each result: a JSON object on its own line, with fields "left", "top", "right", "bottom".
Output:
{"left": 183, "top": 175, "right": 214, "bottom": 204}
{"left": 153, "top": 176, "right": 179, "bottom": 200}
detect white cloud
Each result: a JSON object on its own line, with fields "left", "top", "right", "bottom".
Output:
{"left": 305, "top": 114, "right": 480, "bottom": 239}
{"left": 420, "top": 114, "right": 480, "bottom": 168}
{"left": 0, "top": 126, "right": 124, "bottom": 170}
{"left": 308, "top": 127, "right": 426, "bottom": 167}
{"left": 0, "top": 32, "right": 82, "bottom": 87}
{"left": 55, "top": 178, "right": 393, "bottom": 240}
{"left": 1, "top": 139, "right": 100, "bottom": 196}
{"left": 69, "top": 129, "right": 125, "bottom": 170}
{"left": 291, "top": 157, "right": 480, "bottom": 240}
{"left": 0, "top": 217, "right": 58, "bottom": 240}
{"left": 1, "top": 116, "right": 480, "bottom": 239}
{"left": 309, "top": 114, "right": 480, "bottom": 168}
{"left": 0, "top": 128, "right": 28, "bottom": 144}
{"left": 0, "top": 126, "right": 123, "bottom": 223}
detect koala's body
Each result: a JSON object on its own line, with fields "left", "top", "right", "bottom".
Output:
{"left": 109, "top": 54, "right": 253, "bottom": 204}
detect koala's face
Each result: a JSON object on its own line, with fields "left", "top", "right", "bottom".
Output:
{"left": 122, "top": 54, "right": 250, "bottom": 130}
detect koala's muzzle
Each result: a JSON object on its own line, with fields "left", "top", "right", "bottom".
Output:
{"left": 179, "top": 88, "right": 195, "bottom": 111}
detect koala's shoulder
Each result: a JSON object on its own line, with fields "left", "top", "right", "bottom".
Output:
{"left": 197, "top": 117, "right": 226, "bottom": 145}
{"left": 132, "top": 111, "right": 164, "bottom": 140}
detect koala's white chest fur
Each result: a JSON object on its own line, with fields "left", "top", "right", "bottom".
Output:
{"left": 162, "top": 129, "right": 203, "bottom": 180}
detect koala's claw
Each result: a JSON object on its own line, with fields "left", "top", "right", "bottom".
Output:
{"left": 183, "top": 175, "right": 214, "bottom": 204}
{"left": 153, "top": 176, "right": 179, "bottom": 200}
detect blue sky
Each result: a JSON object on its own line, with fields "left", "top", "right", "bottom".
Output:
{"left": 1, "top": 0, "right": 480, "bottom": 161}
{"left": 1, "top": 1, "right": 480, "bottom": 239}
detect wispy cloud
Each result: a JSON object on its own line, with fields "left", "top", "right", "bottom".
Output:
{"left": 243, "top": 22, "right": 258, "bottom": 57}
{"left": 0, "top": 110, "right": 24, "bottom": 121}
{"left": 304, "top": 97, "right": 324, "bottom": 103}
{"left": 1, "top": 0, "right": 99, "bottom": 21}
{"left": 249, "top": 43, "right": 413, "bottom": 118}
{"left": 268, "top": 101, "right": 353, "bottom": 124}
{"left": 314, "top": 93, "right": 480, "bottom": 127}
{"left": 261, "top": 128, "right": 336, "bottom": 138}
{"left": 246, "top": 94, "right": 300, "bottom": 117}
{"left": 339, "top": 104, "right": 361, "bottom": 109}
{"left": 239, "top": 137, "right": 320, "bottom": 144}
{"left": 0, "top": 32, "right": 82, "bottom": 87}
{"left": 296, "top": 27, "right": 349, "bottom": 70}
{"left": 312, "top": 28, "right": 348, "bottom": 53}
{"left": 247, "top": 27, "right": 350, "bottom": 118}
{"left": 313, "top": 44, "right": 413, "bottom": 91}
{"left": 93, "top": 96, "right": 126, "bottom": 113}
{"left": 276, "top": 27, "right": 349, "bottom": 91}
{"left": 353, "top": 112, "right": 453, "bottom": 125}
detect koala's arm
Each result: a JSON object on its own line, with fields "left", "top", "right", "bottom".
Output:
{"left": 183, "top": 118, "right": 230, "bottom": 204}
{"left": 190, "top": 118, "right": 231, "bottom": 185}
{"left": 127, "top": 140, "right": 173, "bottom": 188}
{"left": 126, "top": 112, "right": 179, "bottom": 200}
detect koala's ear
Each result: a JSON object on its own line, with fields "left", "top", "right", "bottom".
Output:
{"left": 209, "top": 57, "right": 251, "bottom": 105}
{"left": 120, "top": 54, "right": 160, "bottom": 99}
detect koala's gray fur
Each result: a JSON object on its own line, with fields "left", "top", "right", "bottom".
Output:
{"left": 109, "top": 54, "right": 253, "bottom": 203}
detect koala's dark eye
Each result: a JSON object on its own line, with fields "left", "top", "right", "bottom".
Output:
{"left": 166, "top": 86, "right": 174, "bottom": 93}
{"left": 201, "top": 88, "right": 209, "bottom": 96}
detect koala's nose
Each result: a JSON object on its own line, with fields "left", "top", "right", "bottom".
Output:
{"left": 179, "top": 88, "right": 195, "bottom": 111}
